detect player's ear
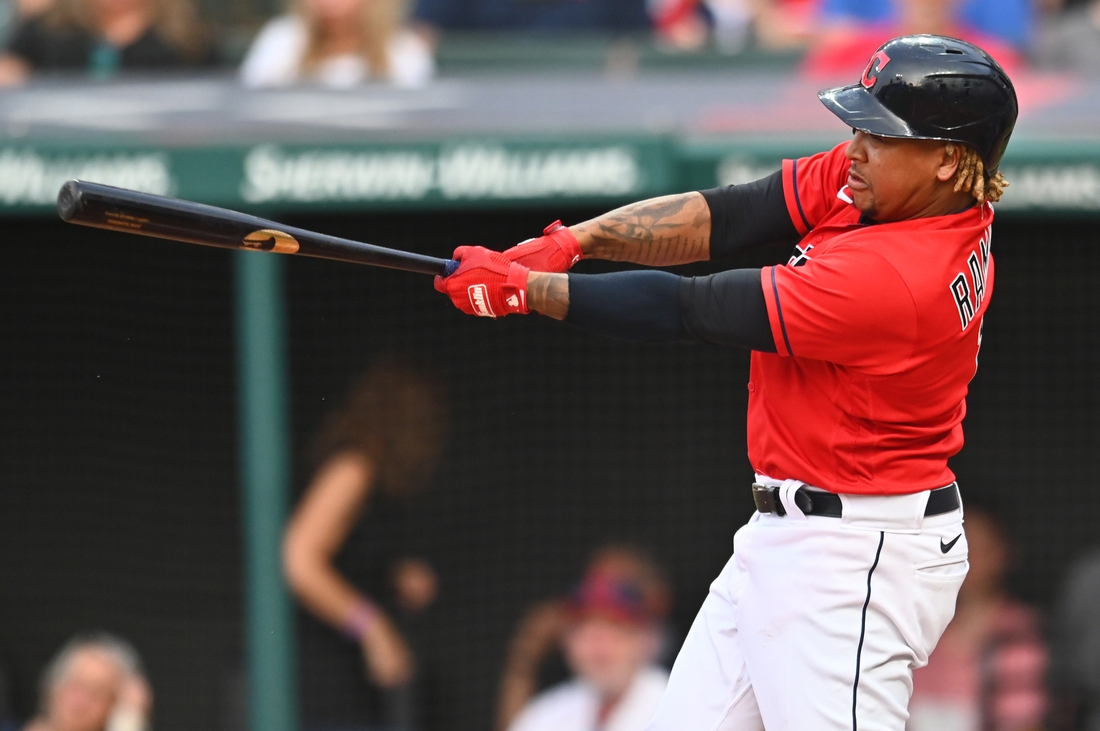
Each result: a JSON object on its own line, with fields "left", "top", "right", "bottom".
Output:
{"left": 936, "top": 143, "right": 962, "bottom": 183}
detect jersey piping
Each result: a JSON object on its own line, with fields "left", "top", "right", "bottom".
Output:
{"left": 769, "top": 266, "right": 795, "bottom": 357}
{"left": 782, "top": 158, "right": 813, "bottom": 236}
{"left": 765, "top": 247, "right": 922, "bottom": 369}
{"left": 853, "top": 531, "right": 885, "bottom": 730}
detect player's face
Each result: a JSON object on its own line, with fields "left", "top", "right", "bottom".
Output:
{"left": 844, "top": 131, "right": 963, "bottom": 222}
{"left": 562, "top": 617, "right": 658, "bottom": 697}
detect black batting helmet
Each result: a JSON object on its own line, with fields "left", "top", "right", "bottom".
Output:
{"left": 818, "top": 35, "right": 1018, "bottom": 172}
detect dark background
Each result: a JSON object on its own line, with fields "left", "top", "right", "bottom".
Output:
{"left": 1, "top": 210, "right": 1096, "bottom": 730}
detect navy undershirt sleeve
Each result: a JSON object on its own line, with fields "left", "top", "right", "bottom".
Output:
{"left": 564, "top": 270, "right": 776, "bottom": 352}
{"left": 567, "top": 271, "right": 682, "bottom": 342}
{"left": 701, "top": 171, "right": 801, "bottom": 260}
{"left": 680, "top": 269, "right": 776, "bottom": 352}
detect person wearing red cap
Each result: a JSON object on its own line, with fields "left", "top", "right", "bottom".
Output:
{"left": 498, "top": 547, "right": 672, "bottom": 731}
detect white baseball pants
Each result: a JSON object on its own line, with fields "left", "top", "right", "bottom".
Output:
{"left": 648, "top": 478, "right": 968, "bottom": 731}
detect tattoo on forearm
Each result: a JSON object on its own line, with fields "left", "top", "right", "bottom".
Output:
{"left": 527, "top": 272, "right": 570, "bottom": 321}
{"left": 574, "top": 192, "right": 711, "bottom": 266}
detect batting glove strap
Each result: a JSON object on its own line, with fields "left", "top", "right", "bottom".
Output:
{"left": 502, "top": 221, "right": 583, "bottom": 273}
{"left": 434, "top": 246, "right": 530, "bottom": 318}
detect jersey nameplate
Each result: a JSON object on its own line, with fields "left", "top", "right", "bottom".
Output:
{"left": 949, "top": 227, "right": 992, "bottom": 331}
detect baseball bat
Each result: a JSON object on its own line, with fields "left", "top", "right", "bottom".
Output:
{"left": 56, "top": 180, "right": 459, "bottom": 277}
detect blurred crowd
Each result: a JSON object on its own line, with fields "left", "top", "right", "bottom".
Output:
{"left": 7, "top": 500, "right": 1100, "bottom": 731}
{"left": 0, "top": 0, "right": 1094, "bottom": 87}
{"left": 7, "top": 360, "right": 1100, "bottom": 731}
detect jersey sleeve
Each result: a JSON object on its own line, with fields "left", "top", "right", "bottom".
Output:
{"left": 780, "top": 142, "right": 851, "bottom": 236}
{"left": 761, "top": 244, "right": 918, "bottom": 371}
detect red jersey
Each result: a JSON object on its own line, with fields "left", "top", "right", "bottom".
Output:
{"left": 752, "top": 142, "right": 995, "bottom": 495}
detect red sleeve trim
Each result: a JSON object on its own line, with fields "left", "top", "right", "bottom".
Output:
{"left": 761, "top": 266, "right": 793, "bottom": 357}
{"left": 781, "top": 158, "right": 812, "bottom": 237}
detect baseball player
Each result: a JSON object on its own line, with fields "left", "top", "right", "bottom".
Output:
{"left": 434, "top": 35, "right": 1017, "bottom": 731}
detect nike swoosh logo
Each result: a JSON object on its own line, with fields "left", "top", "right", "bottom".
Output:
{"left": 940, "top": 534, "right": 962, "bottom": 554}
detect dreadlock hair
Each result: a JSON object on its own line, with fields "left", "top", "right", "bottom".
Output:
{"left": 947, "top": 143, "right": 1008, "bottom": 205}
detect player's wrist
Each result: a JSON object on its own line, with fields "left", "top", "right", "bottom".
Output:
{"left": 567, "top": 224, "right": 594, "bottom": 259}
{"left": 526, "top": 272, "right": 569, "bottom": 321}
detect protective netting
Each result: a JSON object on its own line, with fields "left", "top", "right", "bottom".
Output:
{"left": 1, "top": 211, "right": 1098, "bottom": 731}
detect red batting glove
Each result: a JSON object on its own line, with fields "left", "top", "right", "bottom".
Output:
{"left": 501, "top": 221, "right": 583, "bottom": 273}
{"left": 434, "top": 246, "right": 530, "bottom": 318}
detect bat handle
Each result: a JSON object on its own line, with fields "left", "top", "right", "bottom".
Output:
{"left": 443, "top": 259, "right": 460, "bottom": 277}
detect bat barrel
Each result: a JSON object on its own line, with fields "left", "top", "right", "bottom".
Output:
{"left": 57, "top": 180, "right": 456, "bottom": 277}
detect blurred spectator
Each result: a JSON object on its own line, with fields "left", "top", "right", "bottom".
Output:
{"left": 283, "top": 359, "right": 447, "bottom": 730}
{"left": 652, "top": 0, "right": 710, "bottom": 51}
{"left": 8, "top": 0, "right": 52, "bottom": 18}
{"left": 703, "top": 0, "right": 819, "bottom": 52}
{"left": 1035, "top": 0, "right": 1100, "bottom": 73}
{"left": 240, "top": 0, "right": 434, "bottom": 89}
{"left": 0, "top": 0, "right": 212, "bottom": 85}
{"left": 1048, "top": 545, "right": 1100, "bottom": 730}
{"left": 700, "top": 0, "right": 752, "bottom": 51}
{"left": 802, "top": 0, "right": 1024, "bottom": 78}
{"left": 23, "top": 633, "right": 152, "bottom": 731}
{"left": 410, "top": 0, "right": 650, "bottom": 35}
{"left": 497, "top": 546, "right": 672, "bottom": 731}
{"left": 820, "top": 0, "right": 1033, "bottom": 50}
{"left": 907, "top": 505, "right": 1047, "bottom": 731}
{"left": 754, "top": 0, "right": 820, "bottom": 48}
{"left": 0, "top": 0, "right": 54, "bottom": 42}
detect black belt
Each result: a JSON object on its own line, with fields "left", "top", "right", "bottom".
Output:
{"left": 752, "top": 482, "right": 960, "bottom": 518}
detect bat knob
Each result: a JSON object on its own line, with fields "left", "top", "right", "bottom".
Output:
{"left": 443, "top": 259, "right": 460, "bottom": 277}
{"left": 57, "top": 180, "right": 85, "bottom": 221}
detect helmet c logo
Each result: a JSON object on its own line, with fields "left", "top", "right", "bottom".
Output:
{"left": 861, "top": 50, "right": 891, "bottom": 89}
